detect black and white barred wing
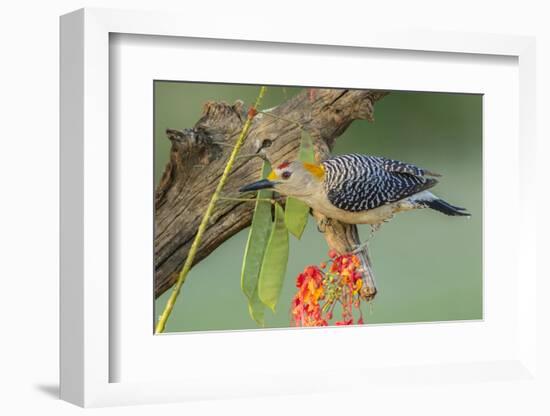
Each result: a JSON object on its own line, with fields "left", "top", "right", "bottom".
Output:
{"left": 382, "top": 157, "right": 441, "bottom": 178}
{"left": 322, "top": 154, "right": 439, "bottom": 212}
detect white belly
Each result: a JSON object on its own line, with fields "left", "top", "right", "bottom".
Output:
{"left": 301, "top": 193, "right": 418, "bottom": 225}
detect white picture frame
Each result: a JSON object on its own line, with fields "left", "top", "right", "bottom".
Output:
{"left": 60, "top": 7, "right": 539, "bottom": 408}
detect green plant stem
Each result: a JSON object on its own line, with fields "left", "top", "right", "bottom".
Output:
{"left": 155, "top": 86, "right": 267, "bottom": 334}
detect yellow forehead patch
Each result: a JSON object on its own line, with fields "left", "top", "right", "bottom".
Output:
{"left": 303, "top": 162, "right": 325, "bottom": 180}
{"left": 267, "top": 170, "right": 278, "bottom": 181}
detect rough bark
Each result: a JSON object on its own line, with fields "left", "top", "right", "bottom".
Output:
{"left": 155, "top": 88, "right": 387, "bottom": 298}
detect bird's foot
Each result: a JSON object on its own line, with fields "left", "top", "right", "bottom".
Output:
{"left": 316, "top": 217, "right": 333, "bottom": 233}
{"left": 351, "top": 241, "right": 369, "bottom": 254}
{"left": 351, "top": 223, "right": 381, "bottom": 253}
{"left": 368, "top": 223, "right": 382, "bottom": 240}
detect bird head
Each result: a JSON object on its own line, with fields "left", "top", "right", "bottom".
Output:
{"left": 239, "top": 160, "right": 325, "bottom": 197}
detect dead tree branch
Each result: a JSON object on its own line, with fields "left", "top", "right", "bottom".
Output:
{"left": 155, "top": 88, "right": 388, "bottom": 298}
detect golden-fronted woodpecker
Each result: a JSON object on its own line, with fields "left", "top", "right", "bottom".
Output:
{"left": 239, "top": 153, "right": 470, "bottom": 226}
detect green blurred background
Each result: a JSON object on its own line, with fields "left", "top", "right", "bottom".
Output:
{"left": 154, "top": 82, "right": 482, "bottom": 333}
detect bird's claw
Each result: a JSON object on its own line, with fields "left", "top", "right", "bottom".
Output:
{"left": 351, "top": 241, "right": 370, "bottom": 254}
{"left": 351, "top": 223, "right": 382, "bottom": 253}
{"left": 316, "top": 217, "right": 333, "bottom": 233}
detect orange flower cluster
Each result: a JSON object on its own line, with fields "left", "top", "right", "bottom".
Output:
{"left": 291, "top": 250, "right": 370, "bottom": 327}
{"left": 291, "top": 266, "right": 327, "bottom": 326}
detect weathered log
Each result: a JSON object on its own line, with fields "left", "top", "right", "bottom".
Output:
{"left": 155, "top": 88, "right": 387, "bottom": 298}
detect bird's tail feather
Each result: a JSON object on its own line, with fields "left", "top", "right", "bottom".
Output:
{"left": 423, "top": 198, "right": 470, "bottom": 217}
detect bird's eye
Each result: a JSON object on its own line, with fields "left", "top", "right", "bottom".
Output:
{"left": 281, "top": 171, "right": 292, "bottom": 180}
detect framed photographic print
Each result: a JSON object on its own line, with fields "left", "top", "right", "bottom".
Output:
{"left": 60, "top": 7, "right": 539, "bottom": 408}
{"left": 152, "top": 81, "right": 482, "bottom": 334}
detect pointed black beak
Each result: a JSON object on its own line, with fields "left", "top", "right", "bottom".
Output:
{"left": 239, "top": 179, "right": 276, "bottom": 192}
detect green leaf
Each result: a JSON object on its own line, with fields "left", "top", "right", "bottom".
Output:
{"left": 247, "top": 287, "right": 265, "bottom": 326}
{"left": 284, "top": 197, "right": 310, "bottom": 239}
{"left": 241, "top": 161, "right": 273, "bottom": 302}
{"left": 284, "top": 131, "right": 315, "bottom": 238}
{"left": 258, "top": 203, "right": 289, "bottom": 312}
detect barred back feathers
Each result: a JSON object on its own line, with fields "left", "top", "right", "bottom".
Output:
{"left": 322, "top": 154, "right": 439, "bottom": 212}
